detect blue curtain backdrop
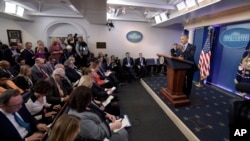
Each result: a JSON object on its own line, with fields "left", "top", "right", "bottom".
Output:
{"left": 193, "top": 27, "right": 208, "bottom": 82}
{"left": 196, "top": 22, "right": 250, "bottom": 93}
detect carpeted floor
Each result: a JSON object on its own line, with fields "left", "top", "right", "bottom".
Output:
{"left": 142, "top": 76, "right": 239, "bottom": 141}
{"left": 119, "top": 80, "right": 187, "bottom": 141}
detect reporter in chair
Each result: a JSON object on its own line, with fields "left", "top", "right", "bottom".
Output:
{"left": 0, "top": 89, "right": 48, "bottom": 141}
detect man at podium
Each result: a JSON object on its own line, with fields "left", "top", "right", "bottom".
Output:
{"left": 178, "top": 35, "right": 197, "bottom": 97}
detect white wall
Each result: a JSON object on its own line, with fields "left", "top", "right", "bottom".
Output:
{"left": 0, "top": 16, "right": 183, "bottom": 58}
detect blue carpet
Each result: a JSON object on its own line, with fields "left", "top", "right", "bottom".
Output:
{"left": 142, "top": 76, "right": 238, "bottom": 141}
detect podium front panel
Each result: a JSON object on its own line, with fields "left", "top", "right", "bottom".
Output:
{"left": 165, "top": 58, "right": 193, "bottom": 69}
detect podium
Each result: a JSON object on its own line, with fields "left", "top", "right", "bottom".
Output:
{"left": 157, "top": 54, "right": 194, "bottom": 107}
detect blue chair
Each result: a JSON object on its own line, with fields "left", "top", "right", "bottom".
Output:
{"left": 146, "top": 58, "right": 155, "bottom": 66}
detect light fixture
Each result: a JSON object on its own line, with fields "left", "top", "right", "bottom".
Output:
{"left": 197, "top": 0, "right": 205, "bottom": 3}
{"left": 176, "top": 1, "right": 186, "bottom": 11}
{"left": 122, "top": 8, "right": 126, "bottom": 14}
{"left": 69, "top": 4, "right": 79, "bottom": 13}
{"left": 16, "top": 6, "right": 24, "bottom": 17}
{"left": 160, "top": 13, "right": 168, "bottom": 21}
{"left": 155, "top": 15, "right": 161, "bottom": 24}
{"left": 185, "top": 0, "right": 197, "bottom": 8}
{"left": 5, "top": 2, "right": 16, "bottom": 14}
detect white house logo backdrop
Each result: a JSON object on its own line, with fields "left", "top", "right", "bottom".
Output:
{"left": 219, "top": 28, "right": 250, "bottom": 48}
{"left": 126, "top": 31, "right": 143, "bottom": 43}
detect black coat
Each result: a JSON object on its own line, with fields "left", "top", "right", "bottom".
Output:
{"left": 0, "top": 105, "right": 38, "bottom": 140}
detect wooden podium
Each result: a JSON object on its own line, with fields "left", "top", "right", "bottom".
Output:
{"left": 157, "top": 54, "right": 194, "bottom": 107}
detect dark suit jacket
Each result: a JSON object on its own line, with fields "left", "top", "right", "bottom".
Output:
{"left": 65, "top": 66, "right": 81, "bottom": 83}
{"left": 180, "top": 43, "right": 197, "bottom": 71}
{"left": 31, "top": 65, "right": 44, "bottom": 84}
{"left": 3, "top": 48, "right": 20, "bottom": 66}
{"left": 21, "top": 49, "right": 35, "bottom": 67}
{"left": 43, "top": 62, "right": 54, "bottom": 76}
{"left": 122, "top": 57, "right": 134, "bottom": 68}
{"left": 171, "top": 48, "right": 178, "bottom": 57}
{"left": 13, "top": 76, "right": 31, "bottom": 91}
{"left": 92, "top": 83, "right": 109, "bottom": 101}
{"left": 46, "top": 76, "right": 65, "bottom": 105}
{"left": 10, "top": 64, "right": 21, "bottom": 77}
{"left": 135, "top": 57, "right": 147, "bottom": 66}
{"left": 0, "top": 105, "right": 38, "bottom": 140}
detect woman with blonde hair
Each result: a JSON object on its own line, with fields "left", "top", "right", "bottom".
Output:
{"left": 13, "top": 65, "right": 33, "bottom": 92}
{"left": 49, "top": 114, "right": 80, "bottom": 141}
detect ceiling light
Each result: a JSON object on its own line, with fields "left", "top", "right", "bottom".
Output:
{"left": 5, "top": 2, "right": 16, "bottom": 14}
{"left": 160, "top": 13, "right": 168, "bottom": 21}
{"left": 176, "top": 1, "right": 186, "bottom": 11}
{"left": 197, "top": 0, "right": 205, "bottom": 3}
{"left": 69, "top": 4, "right": 79, "bottom": 13}
{"left": 185, "top": 0, "right": 197, "bottom": 8}
{"left": 155, "top": 15, "right": 161, "bottom": 24}
{"left": 122, "top": 8, "right": 126, "bottom": 14}
{"left": 16, "top": 6, "right": 24, "bottom": 17}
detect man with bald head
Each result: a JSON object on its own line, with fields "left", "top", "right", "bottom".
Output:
{"left": 178, "top": 35, "right": 197, "bottom": 97}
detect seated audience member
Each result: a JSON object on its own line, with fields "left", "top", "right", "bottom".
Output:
{"left": 46, "top": 68, "right": 70, "bottom": 105}
{"left": 62, "top": 45, "right": 74, "bottom": 63}
{"left": 49, "top": 114, "right": 80, "bottom": 141}
{"left": 0, "top": 89, "right": 48, "bottom": 140}
{"left": 10, "top": 57, "right": 26, "bottom": 77}
{"left": 68, "top": 56, "right": 81, "bottom": 72}
{"left": 97, "top": 58, "right": 121, "bottom": 88}
{"left": 68, "top": 86, "right": 128, "bottom": 141}
{"left": 43, "top": 56, "right": 56, "bottom": 76}
{"left": 31, "top": 58, "right": 48, "bottom": 84}
{"left": 25, "top": 79, "right": 61, "bottom": 124}
{"left": 54, "top": 64, "right": 73, "bottom": 94}
{"left": 13, "top": 65, "right": 33, "bottom": 93}
{"left": 78, "top": 75, "right": 120, "bottom": 116}
{"left": 21, "top": 42, "right": 35, "bottom": 67}
{"left": 89, "top": 63, "right": 114, "bottom": 89}
{"left": 0, "top": 60, "right": 15, "bottom": 78}
{"left": 108, "top": 55, "right": 127, "bottom": 83}
{"left": 34, "top": 40, "right": 49, "bottom": 61}
{"left": 3, "top": 42, "right": 21, "bottom": 66}
{"left": 64, "top": 58, "right": 81, "bottom": 83}
{"left": 135, "top": 53, "right": 148, "bottom": 78}
{"left": 88, "top": 52, "right": 97, "bottom": 64}
{"left": 0, "top": 72, "right": 24, "bottom": 94}
{"left": 122, "top": 52, "right": 138, "bottom": 82}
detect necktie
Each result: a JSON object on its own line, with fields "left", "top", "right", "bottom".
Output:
{"left": 13, "top": 113, "right": 31, "bottom": 133}
{"left": 40, "top": 68, "right": 48, "bottom": 78}
{"left": 140, "top": 58, "right": 143, "bottom": 66}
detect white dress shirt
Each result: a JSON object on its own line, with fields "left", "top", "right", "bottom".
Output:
{"left": 0, "top": 109, "right": 28, "bottom": 139}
